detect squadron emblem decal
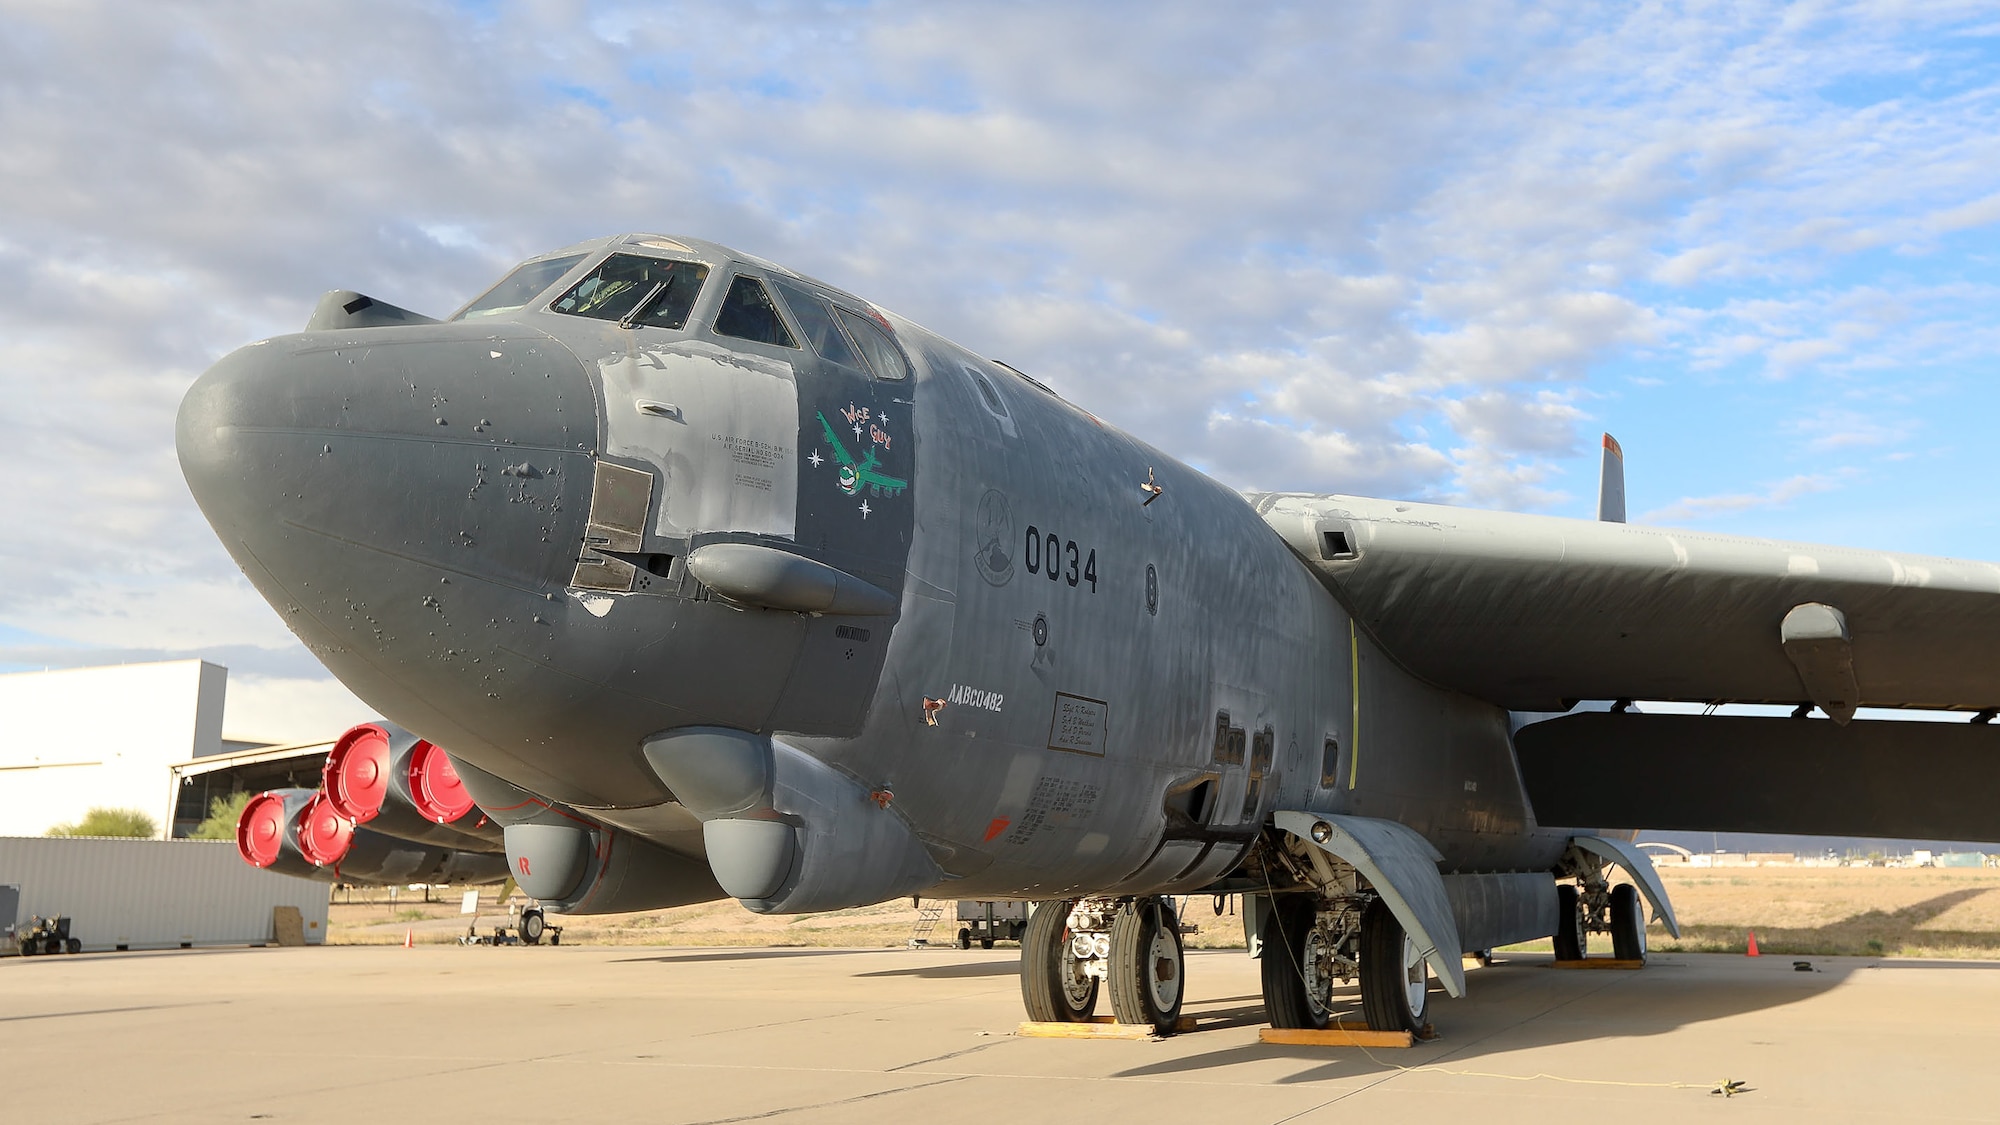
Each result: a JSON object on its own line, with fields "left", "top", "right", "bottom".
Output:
{"left": 974, "top": 488, "right": 1015, "bottom": 586}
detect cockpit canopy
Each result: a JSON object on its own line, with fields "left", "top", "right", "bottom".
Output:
{"left": 449, "top": 236, "right": 909, "bottom": 380}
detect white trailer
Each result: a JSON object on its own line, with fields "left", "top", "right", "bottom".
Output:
{"left": 0, "top": 836, "right": 328, "bottom": 953}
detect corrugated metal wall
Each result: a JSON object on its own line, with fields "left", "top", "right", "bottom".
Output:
{"left": 0, "top": 836, "right": 329, "bottom": 953}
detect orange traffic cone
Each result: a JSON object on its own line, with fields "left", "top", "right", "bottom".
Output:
{"left": 1745, "top": 930, "right": 1760, "bottom": 956}
{"left": 404, "top": 929, "right": 414, "bottom": 949}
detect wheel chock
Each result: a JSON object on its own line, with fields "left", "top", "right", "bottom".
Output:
{"left": 1259, "top": 1024, "right": 1417, "bottom": 1048}
{"left": 1549, "top": 957, "right": 1645, "bottom": 970}
{"left": 1015, "top": 1015, "right": 1197, "bottom": 1038}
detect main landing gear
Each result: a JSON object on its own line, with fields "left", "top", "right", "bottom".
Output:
{"left": 1019, "top": 897, "right": 1185, "bottom": 1035}
{"left": 1259, "top": 893, "right": 1431, "bottom": 1034}
{"left": 1555, "top": 848, "right": 1648, "bottom": 964}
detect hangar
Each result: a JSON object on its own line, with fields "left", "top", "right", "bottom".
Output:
{"left": 0, "top": 659, "right": 331, "bottom": 838}
{"left": 1, "top": 660, "right": 336, "bottom": 953}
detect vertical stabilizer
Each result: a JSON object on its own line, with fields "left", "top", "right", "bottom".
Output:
{"left": 1597, "top": 433, "right": 1626, "bottom": 523}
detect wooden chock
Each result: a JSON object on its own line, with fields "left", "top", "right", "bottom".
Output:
{"left": 1259, "top": 1024, "right": 1417, "bottom": 1048}
{"left": 1549, "top": 957, "right": 1645, "bottom": 970}
{"left": 1016, "top": 1015, "right": 1197, "bottom": 1039}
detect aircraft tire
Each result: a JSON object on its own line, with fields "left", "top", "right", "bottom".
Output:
{"left": 958, "top": 927, "right": 972, "bottom": 950}
{"left": 1108, "top": 897, "right": 1184, "bottom": 1035}
{"left": 1019, "top": 899, "right": 1097, "bottom": 1022}
{"left": 1259, "top": 896, "right": 1331, "bottom": 1030}
{"left": 1358, "top": 898, "right": 1430, "bottom": 1034}
{"left": 520, "top": 908, "right": 545, "bottom": 946}
{"left": 1610, "top": 884, "right": 1647, "bottom": 962}
{"left": 1553, "top": 884, "right": 1585, "bottom": 961}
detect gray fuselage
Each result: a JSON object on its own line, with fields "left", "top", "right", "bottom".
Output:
{"left": 177, "top": 233, "right": 1572, "bottom": 912}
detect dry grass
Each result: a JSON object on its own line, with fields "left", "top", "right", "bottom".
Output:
{"left": 1641, "top": 865, "right": 2000, "bottom": 959}
{"left": 328, "top": 864, "right": 2000, "bottom": 959}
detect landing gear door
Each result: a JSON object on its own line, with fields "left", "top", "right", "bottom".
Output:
{"left": 1273, "top": 810, "right": 1467, "bottom": 998}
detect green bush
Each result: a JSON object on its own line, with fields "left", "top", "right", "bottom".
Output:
{"left": 190, "top": 792, "right": 253, "bottom": 840}
{"left": 47, "top": 807, "right": 157, "bottom": 838}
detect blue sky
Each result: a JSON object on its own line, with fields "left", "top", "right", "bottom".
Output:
{"left": 1, "top": 0, "right": 1997, "bottom": 738}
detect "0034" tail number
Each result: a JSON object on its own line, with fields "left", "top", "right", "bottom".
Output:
{"left": 1024, "top": 526, "right": 1097, "bottom": 592}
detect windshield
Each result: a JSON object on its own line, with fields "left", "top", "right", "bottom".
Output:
{"left": 454, "top": 254, "right": 588, "bottom": 320}
{"left": 770, "top": 276, "right": 864, "bottom": 369}
{"left": 549, "top": 254, "right": 710, "bottom": 329}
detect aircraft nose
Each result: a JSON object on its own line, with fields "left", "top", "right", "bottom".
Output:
{"left": 177, "top": 322, "right": 600, "bottom": 667}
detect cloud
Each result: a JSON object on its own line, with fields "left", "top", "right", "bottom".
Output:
{"left": 1640, "top": 472, "right": 1851, "bottom": 525}
{"left": 3, "top": 0, "right": 1998, "bottom": 718}
{"left": 1785, "top": 407, "right": 1919, "bottom": 454}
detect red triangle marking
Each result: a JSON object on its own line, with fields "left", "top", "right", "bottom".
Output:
{"left": 983, "top": 818, "right": 1011, "bottom": 842}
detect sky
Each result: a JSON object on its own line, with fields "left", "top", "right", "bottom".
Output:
{"left": 1, "top": 0, "right": 1997, "bottom": 742}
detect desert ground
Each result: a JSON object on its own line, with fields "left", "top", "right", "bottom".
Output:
{"left": 328, "top": 863, "right": 2000, "bottom": 959}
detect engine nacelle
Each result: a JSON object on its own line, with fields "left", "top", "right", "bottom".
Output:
{"left": 323, "top": 721, "right": 501, "bottom": 851}
{"left": 235, "top": 786, "right": 507, "bottom": 886}
{"left": 642, "top": 728, "right": 942, "bottom": 914}
{"left": 237, "top": 788, "right": 321, "bottom": 878}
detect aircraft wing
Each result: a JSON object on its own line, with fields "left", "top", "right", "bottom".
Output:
{"left": 1250, "top": 492, "right": 2000, "bottom": 715}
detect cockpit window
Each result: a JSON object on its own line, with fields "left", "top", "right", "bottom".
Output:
{"left": 836, "top": 307, "right": 910, "bottom": 381}
{"left": 713, "top": 275, "right": 797, "bottom": 348}
{"left": 549, "top": 254, "right": 710, "bottom": 329}
{"left": 455, "top": 254, "right": 587, "bottom": 319}
{"left": 770, "top": 277, "right": 864, "bottom": 370}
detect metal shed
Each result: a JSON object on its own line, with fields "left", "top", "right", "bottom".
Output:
{"left": 0, "top": 836, "right": 329, "bottom": 953}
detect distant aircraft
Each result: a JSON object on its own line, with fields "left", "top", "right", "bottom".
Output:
{"left": 178, "top": 234, "right": 2000, "bottom": 1035}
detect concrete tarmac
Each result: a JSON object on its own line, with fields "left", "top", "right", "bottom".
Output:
{"left": 6, "top": 943, "right": 2000, "bottom": 1123}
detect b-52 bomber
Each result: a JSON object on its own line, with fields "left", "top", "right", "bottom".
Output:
{"left": 180, "top": 234, "right": 2000, "bottom": 1035}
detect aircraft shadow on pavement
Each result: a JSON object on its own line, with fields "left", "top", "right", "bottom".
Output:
{"left": 613, "top": 948, "right": 903, "bottom": 965}
{"left": 859, "top": 960, "right": 1022, "bottom": 979}
{"left": 1116, "top": 890, "right": 2000, "bottom": 1082}
{"left": 1117, "top": 962, "right": 1842, "bottom": 1083}
{"left": 1664, "top": 886, "right": 2000, "bottom": 958}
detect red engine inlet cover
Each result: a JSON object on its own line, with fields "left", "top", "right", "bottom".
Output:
{"left": 324, "top": 723, "right": 392, "bottom": 823}
{"left": 237, "top": 792, "right": 289, "bottom": 868}
{"left": 407, "top": 740, "right": 476, "bottom": 824}
{"left": 297, "top": 791, "right": 356, "bottom": 867}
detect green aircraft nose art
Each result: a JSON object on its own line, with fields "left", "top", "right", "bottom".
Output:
{"left": 816, "top": 410, "right": 907, "bottom": 498}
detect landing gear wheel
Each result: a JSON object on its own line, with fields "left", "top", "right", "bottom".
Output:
{"left": 1109, "top": 897, "right": 1185, "bottom": 1035}
{"left": 65, "top": 938, "right": 81, "bottom": 955}
{"left": 1358, "top": 899, "right": 1430, "bottom": 1034}
{"left": 1020, "top": 900, "right": 1098, "bottom": 1022}
{"left": 520, "top": 908, "right": 546, "bottom": 945}
{"left": 1610, "top": 883, "right": 1647, "bottom": 962}
{"left": 958, "top": 927, "right": 972, "bottom": 951}
{"left": 1260, "top": 896, "right": 1332, "bottom": 1030}
{"left": 1553, "top": 884, "right": 1585, "bottom": 962}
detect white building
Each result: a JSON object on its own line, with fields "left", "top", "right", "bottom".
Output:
{"left": 0, "top": 660, "right": 227, "bottom": 838}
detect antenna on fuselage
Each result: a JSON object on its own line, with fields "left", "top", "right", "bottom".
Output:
{"left": 1597, "top": 432, "right": 1626, "bottom": 523}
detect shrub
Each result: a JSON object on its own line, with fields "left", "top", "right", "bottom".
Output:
{"left": 190, "top": 792, "right": 253, "bottom": 840}
{"left": 47, "top": 807, "right": 157, "bottom": 838}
